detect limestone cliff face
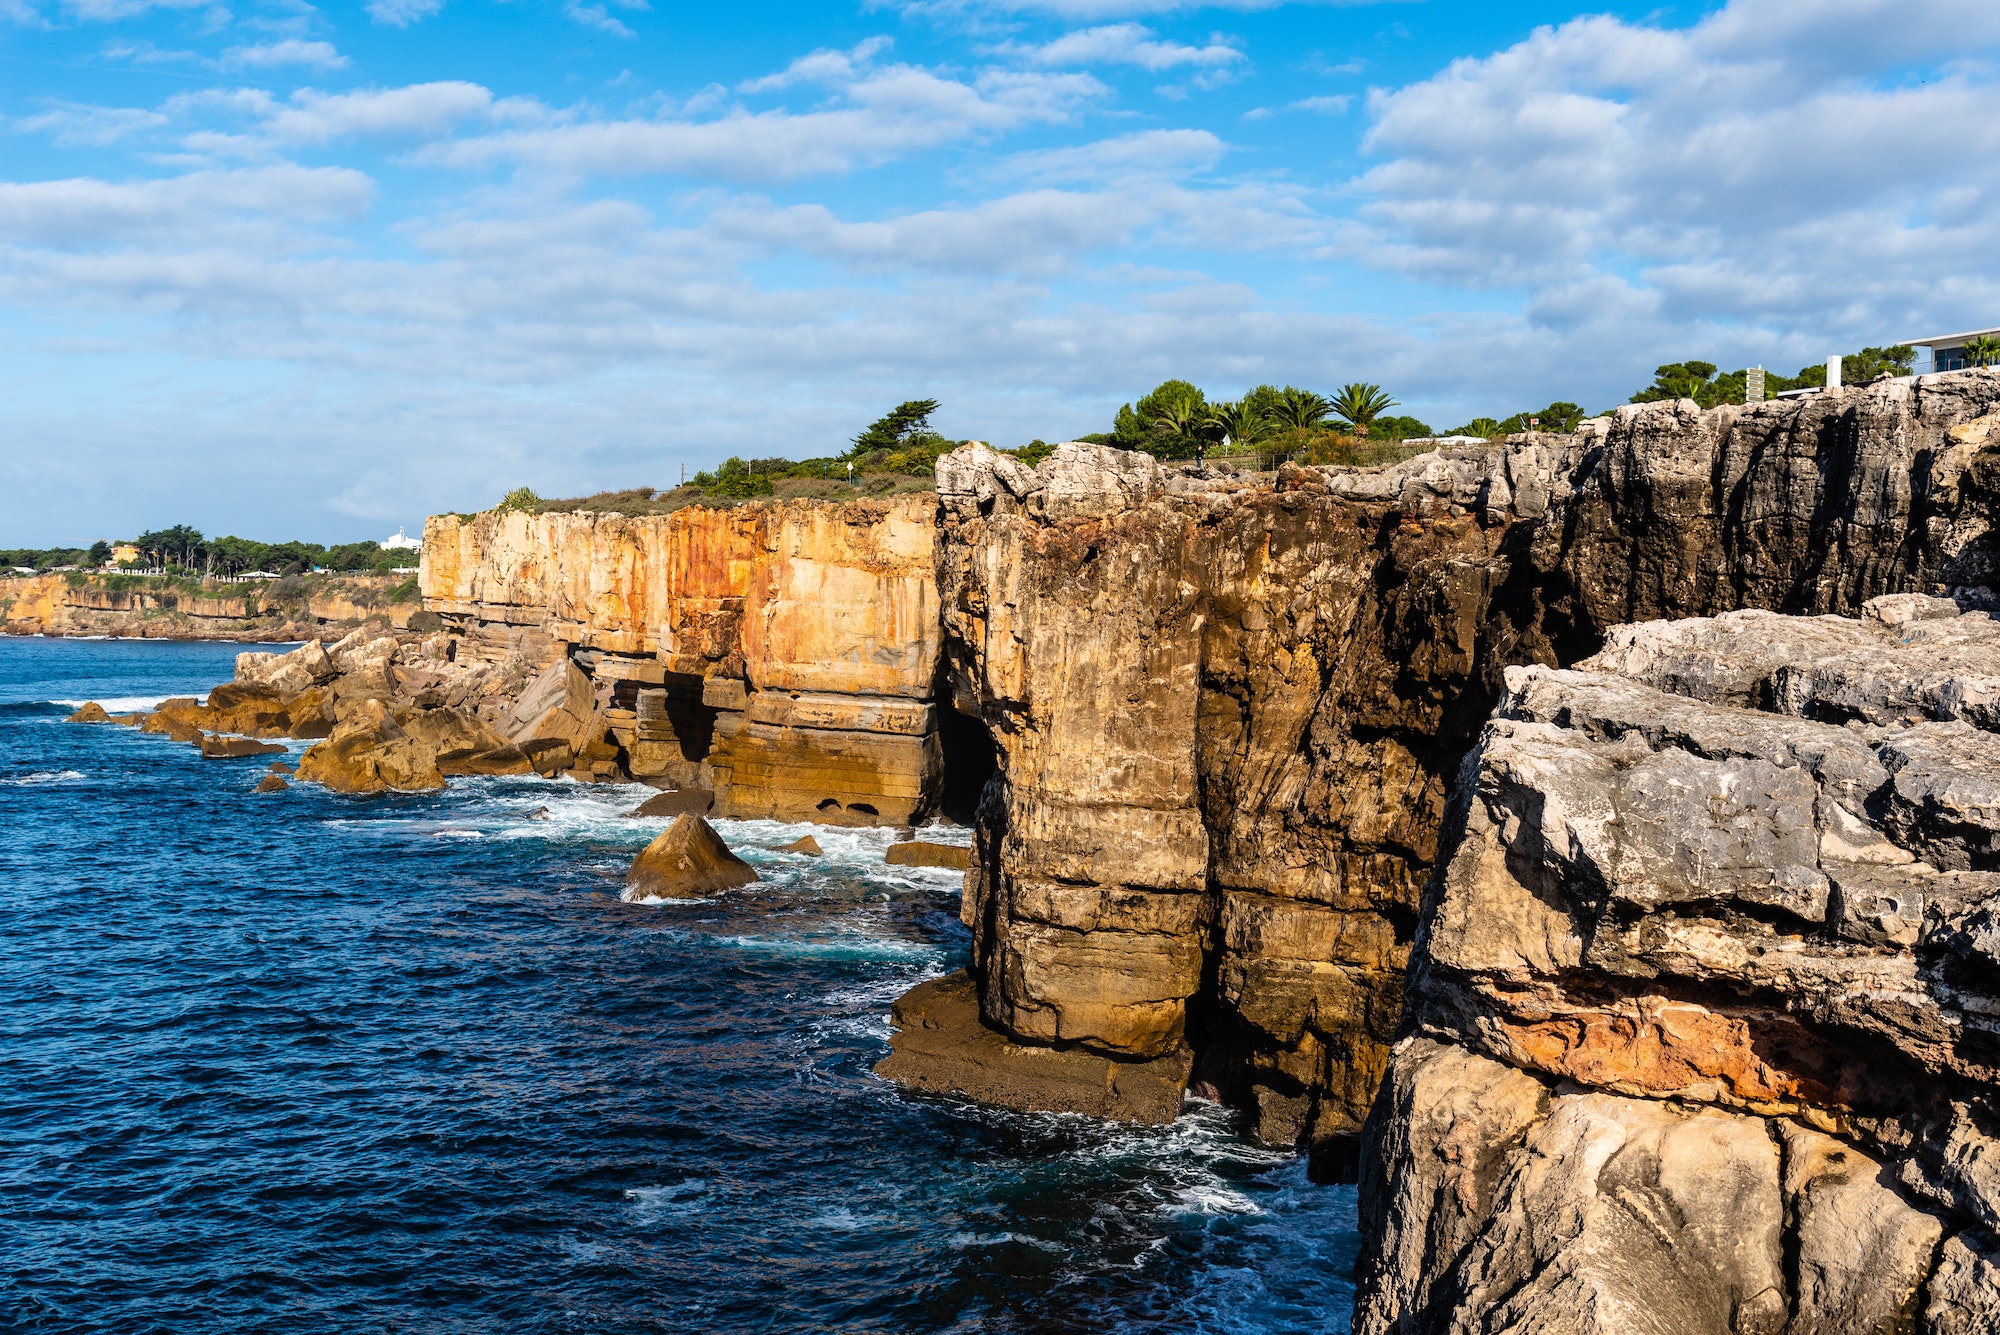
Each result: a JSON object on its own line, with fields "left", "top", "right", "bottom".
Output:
{"left": 1352, "top": 601, "right": 2000, "bottom": 1335}
{"left": 420, "top": 497, "right": 945, "bottom": 823}
{"left": 917, "top": 374, "right": 2000, "bottom": 1158}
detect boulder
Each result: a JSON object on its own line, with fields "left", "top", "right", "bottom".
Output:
{"left": 235, "top": 640, "right": 336, "bottom": 695}
{"left": 622, "top": 813, "right": 759, "bottom": 901}
{"left": 139, "top": 710, "right": 203, "bottom": 744}
{"left": 778, "top": 834, "right": 823, "bottom": 856}
{"left": 199, "top": 734, "right": 288, "bottom": 759}
{"left": 254, "top": 774, "right": 289, "bottom": 793}
{"left": 64, "top": 702, "right": 111, "bottom": 723}
{"left": 886, "top": 839, "right": 970, "bottom": 870}
{"left": 266, "top": 762, "right": 293, "bottom": 775}
{"left": 202, "top": 682, "right": 294, "bottom": 737}
{"left": 875, "top": 970, "right": 1191, "bottom": 1125}
{"left": 294, "top": 698, "right": 445, "bottom": 793}
{"left": 624, "top": 788, "right": 716, "bottom": 819}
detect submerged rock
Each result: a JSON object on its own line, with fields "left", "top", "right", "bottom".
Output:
{"left": 623, "top": 813, "right": 759, "bottom": 901}
{"left": 254, "top": 774, "right": 289, "bottom": 793}
{"left": 778, "top": 834, "right": 823, "bottom": 856}
{"left": 65, "top": 702, "right": 111, "bottom": 723}
{"left": 199, "top": 735, "right": 288, "bottom": 760}
{"left": 876, "top": 971, "right": 1190, "bottom": 1125}
{"left": 885, "top": 840, "right": 970, "bottom": 870}
{"left": 624, "top": 788, "right": 715, "bottom": 819}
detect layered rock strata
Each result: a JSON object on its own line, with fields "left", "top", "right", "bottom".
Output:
{"left": 888, "top": 373, "right": 2000, "bottom": 1156}
{"left": 1353, "top": 600, "right": 2000, "bottom": 1335}
{"left": 421, "top": 498, "right": 947, "bottom": 824}
{"left": 0, "top": 572, "right": 421, "bottom": 640}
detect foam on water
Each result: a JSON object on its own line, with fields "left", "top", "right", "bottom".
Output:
{"left": 0, "top": 637, "right": 1361, "bottom": 1334}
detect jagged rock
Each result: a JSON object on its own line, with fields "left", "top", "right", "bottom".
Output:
{"left": 266, "top": 762, "right": 293, "bottom": 774}
{"left": 875, "top": 970, "right": 1191, "bottom": 1125}
{"left": 885, "top": 840, "right": 970, "bottom": 869}
{"left": 139, "top": 708, "right": 203, "bottom": 744}
{"left": 1925, "top": 1232, "right": 2000, "bottom": 1334}
{"left": 236, "top": 640, "right": 336, "bottom": 695}
{"left": 1355, "top": 597, "right": 2000, "bottom": 1334}
{"left": 65, "top": 702, "right": 110, "bottom": 723}
{"left": 254, "top": 774, "right": 288, "bottom": 793}
{"left": 623, "top": 813, "right": 758, "bottom": 901}
{"left": 198, "top": 735, "right": 287, "bottom": 759}
{"left": 623, "top": 788, "right": 716, "bottom": 819}
{"left": 777, "top": 834, "right": 822, "bottom": 855}
{"left": 294, "top": 698, "right": 445, "bottom": 793}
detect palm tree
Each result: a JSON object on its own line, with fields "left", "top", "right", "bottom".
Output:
{"left": 1270, "top": 388, "right": 1332, "bottom": 432}
{"left": 1963, "top": 335, "right": 2000, "bottom": 369}
{"left": 1330, "top": 382, "right": 1398, "bottom": 437}
{"left": 1148, "top": 396, "right": 1206, "bottom": 460}
{"left": 1204, "top": 400, "right": 1268, "bottom": 463}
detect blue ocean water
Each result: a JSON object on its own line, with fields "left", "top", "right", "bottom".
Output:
{"left": 0, "top": 637, "right": 1360, "bottom": 1334}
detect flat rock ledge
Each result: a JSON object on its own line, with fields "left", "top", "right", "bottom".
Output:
{"left": 876, "top": 971, "right": 1191, "bottom": 1125}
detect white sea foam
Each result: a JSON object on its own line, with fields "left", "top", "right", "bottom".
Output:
{"left": 950, "top": 1231, "right": 1066, "bottom": 1253}
{"left": 50, "top": 695, "right": 170, "bottom": 712}
{"left": 2, "top": 769, "right": 87, "bottom": 785}
{"left": 624, "top": 1180, "right": 711, "bottom": 1220}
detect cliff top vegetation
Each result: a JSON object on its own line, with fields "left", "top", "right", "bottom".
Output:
{"left": 3, "top": 528, "right": 415, "bottom": 578}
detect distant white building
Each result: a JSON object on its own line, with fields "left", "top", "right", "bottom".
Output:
{"left": 380, "top": 527, "right": 423, "bottom": 554}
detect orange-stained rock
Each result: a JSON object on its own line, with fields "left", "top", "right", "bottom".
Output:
{"left": 420, "top": 496, "right": 940, "bottom": 694}
{"left": 254, "top": 774, "right": 289, "bottom": 793}
{"left": 295, "top": 698, "right": 445, "bottom": 793}
{"left": 65, "top": 702, "right": 111, "bottom": 723}
{"left": 199, "top": 734, "right": 288, "bottom": 760}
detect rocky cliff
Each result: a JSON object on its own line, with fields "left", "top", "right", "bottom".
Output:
{"left": 421, "top": 498, "right": 952, "bottom": 823}
{"left": 888, "top": 373, "right": 2000, "bottom": 1172}
{"left": 0, "top": 572, "right": 420, "bottom": 640}
{"left": 1351, "top": 599, "right": 2000, "bottom": 1334}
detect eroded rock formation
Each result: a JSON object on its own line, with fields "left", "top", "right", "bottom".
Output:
{"left": 421, "top": 498, "right": 947, "bottom": 824}
{"left": 1351, "top": 600, "right": 2000, "bottom": 1335}
{"left": 886, "top": 373, "right": 2000, "bottom": 1161}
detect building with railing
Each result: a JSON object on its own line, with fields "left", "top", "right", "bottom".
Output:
{"left": 1905, "top": 327, "right": 2000, "bottom": 374}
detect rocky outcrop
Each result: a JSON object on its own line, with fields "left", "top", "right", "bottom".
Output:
{"left": 1351, "top": 598, "right": 2000, "bottom": 1334}
{"left": 624, "top": 813, "right": 759, "bottom": 901}
{"left": 421, "top": 497, "right": 947, "bottom": 825}
{"left": 883, "top": 373, "right": 2000, "bottom": 1163}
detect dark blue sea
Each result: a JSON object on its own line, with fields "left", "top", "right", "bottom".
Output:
{"left": 0, "top": 637, "right": 1359, "bottom": 1333}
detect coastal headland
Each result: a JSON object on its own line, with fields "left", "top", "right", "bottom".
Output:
{"left": 1, "top": 571, "right": 424, "bottom": 641}
{"left": 70, "top": 368, "right": 2000, "bottom": 1333}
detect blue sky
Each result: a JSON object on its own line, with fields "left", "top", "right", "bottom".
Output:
{"left": 4, "top": 0, "right": 1999, "bottom": 543}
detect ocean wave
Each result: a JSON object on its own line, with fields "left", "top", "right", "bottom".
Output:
{"left": 1, "top": 768, "right": 87, "bottom": 785}
{"left": 49, "top": 695, "right": 169, "bottom": 712}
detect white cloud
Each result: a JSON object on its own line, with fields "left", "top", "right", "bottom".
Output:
{"left": 1347, "top": 0, "right": 2000, "bottom": 349}
{"left": 992, "top": 127, "right": 1225, "bottom": 183}
{"left": 364, "top": 0, "right": 441, "bottom": 26}
{"left": 739, "top": 36, "right": 894, "bottom": 92}
{"left": 15, "top": 103, "right": 167, "bottom": 147}
{"left": 565, "top": 1, "right": 634, "bottom": 38}
{"left": 223, "top": 39, "right": 349, "bottom": 70}
{"left": 1287, "top": 94, "right": 1348, "bottom": 114}
{"left": 258, "top": 82, "right": 510, "bottom": 144}
{"left": 1008, "top": 22, "right": 1243, "bottom": 71}
{"left": 0, "top": 165, "right": 372, "bottom": 246}
{"left": 432, "top": 66, "right": 1103, "bottom": 181}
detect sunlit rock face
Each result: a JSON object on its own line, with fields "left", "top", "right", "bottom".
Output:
{"left": 907, "top": 374, "right": 2000, "bottom": 1155}
{"left": 1353, "top": 600, "right": 2000, "bottom": 1335}
{"left": 421, "top": 496, "right": 945, "bottom": 825}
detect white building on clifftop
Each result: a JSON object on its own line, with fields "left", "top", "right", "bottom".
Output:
{"left": 379, "top": 527, "right": 422, "bottom": 554}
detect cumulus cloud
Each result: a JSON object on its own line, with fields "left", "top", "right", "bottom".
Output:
{"left": 1007, "top": 22, "right": 1243, "bottom": 71}
{"left": 1349, "top": 0, "right": 2000, "bottom": 350}
{"left": 223, "top": 40, "right": 349, "bottom": 70}
{"left": 0, "top": 165, "right": 372, "bottom": 246}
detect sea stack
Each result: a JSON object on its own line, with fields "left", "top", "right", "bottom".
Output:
{"left": 624, "top": 813, "right": 760, "bottom": 901}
